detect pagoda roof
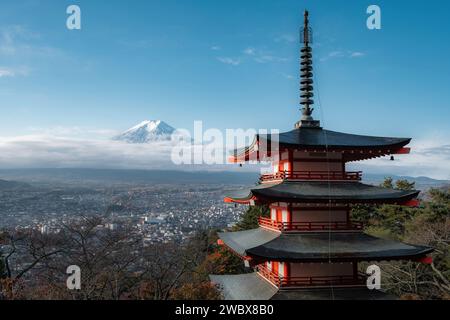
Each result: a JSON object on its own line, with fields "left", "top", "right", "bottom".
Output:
{"left": 210, "top": 273, "right": 396, "bottom": 300}
{"left": 210, "top": 273, "right": 278, "bottom": 300}
{"left": 218, "top": 228, "right": 433, "bottom": 262}
{"left": 231, "top": 127, "right": 411, "bottom": 162}
{"left": 224, "top": 181, "right": 419, "bottom": 205}
{"left": 262, "top": 127, "right": 411, "bottom": 149}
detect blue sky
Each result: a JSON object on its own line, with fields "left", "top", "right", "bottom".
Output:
{"left": 1, "top": 0, "right": 449, "bottom": 136}
{"left": 0, "top": 0, "right": 449, "bottom": 178}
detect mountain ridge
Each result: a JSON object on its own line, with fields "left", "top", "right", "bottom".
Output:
{"left": 0, "top": 168, "right": 448, "bottom": 190}
{"left": 113, "top": 120, "right": 175, "bottom": 143}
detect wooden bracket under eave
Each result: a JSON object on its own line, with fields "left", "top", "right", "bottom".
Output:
{"left": 395, "top": 147, "right": 411, "bottom": 154}
{"left": 417, "top": 256, "right": 433, "bottom": 265}
{"left": 403, "top": 199, "right": 420, "bottom": 207}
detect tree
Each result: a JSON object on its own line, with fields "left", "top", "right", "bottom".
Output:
{"left": 198, "top": 246, "right": 246, "bottom": 276}
{"left": 0, "top": 251, "right": 6, "bottom": 279}
{"left": 233, "top": 205, "right": 269, "bottom": 231}
{"left": 395, "top": 179, "right": 415, "bottom": 191}
{"left": 374, "top": 204, "right": 415, "bottom": 237}
{"left": 380, "top": 177, "right": 415, "bottom": 191}
{"left": 380, "top": 177, "right": 394, "bottom": 189}
{"left": 358, "top": 181, "right": 450, "bottom": 299}
{"left": 195, "top": 206, "right": 270, "bottom": 281}
{"left": 0, "top": 217, "right": 214, "bottom": 300}
{"left": 376, "top": 214, "right": 449, "bottom": 299}
{"left": 351, "top": 204, "right": 377, "bottom": 226}
{"left": 171, "top": 282, "right": 221, "bottom": 300}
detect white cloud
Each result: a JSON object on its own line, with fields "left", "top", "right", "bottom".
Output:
{"left": 274, "top": 34, "right": 297, "bottom": 44}
{"left": 210, "top": 45, "right": 221, "bottom": 51}
{"left": 26, "top": 126, "right": 118, "bottom": 139}
{"left": 0, "top": 25, "right": 63, "bottom": 59}
{"left": 0, "top": 25, "right": 37, "bottom": 55}
{"left": 217, "top": 57, "right": 241, "bottom": 66}
{"left": 254, "top": 54, "right": 288, "bottom": 64}
{"left": 244, "top": 47, "right": 289, "bottom": 64}
{"left": 320, "top": 50, "right": 366, "bottom": 62}
{"left": 281, "top": 73, "right": 295, "bottom": 80}
{"left": 0, "top": 130, "right": 448, "bottom": 180}
{"left": 216, "top": 47, "right": 289, "bottom": 66}
{"left": 243, "top": 47, "right": 256, "bottom": 56}
{"left": 0, "top": 134, "right": 176, "bottom": 170}
{"left": 350, "top": 51, "right": 365, "bottom": 58}
{"left": 0, "top": 133, "right": 247, "bottom": 171}
{"left": 0, "top": 68, "right": 15, "bottom": 78}
{"left": 0, "top": 66, "right": 29, "bottom": 78}
{"left": 348, "top": 137, "right": 450, "bottom": 180}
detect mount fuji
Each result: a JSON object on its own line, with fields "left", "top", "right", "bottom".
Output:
{"left": 113, "top": 120, "right": 176, "bottom": 143}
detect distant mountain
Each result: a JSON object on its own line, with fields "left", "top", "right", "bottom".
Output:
{"left": 0, "top": 169, "right": 259, "bottom": 185}
{"left": 363, "top": 173, "right": 449, "bottom": 190}
{"left": 0, "top": 179, "right": 31, "bottom": 190}
{"left": 113, "top": 120, "right": 175, "bottom": 143}
{"left": 0, "top": 168, "right": 448, "bottom": 190}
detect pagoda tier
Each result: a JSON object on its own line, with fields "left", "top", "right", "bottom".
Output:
{"left": 218, "top": 228, "right": 432, "bottom": 263}
{"left": 210, "top": 273, "right": 395, "bottom": 300}
{"left": 215, "top": 229, "right": 431, "bottom": 295}
{"left": 224, "top": 181, "right": 420, "bottom": 205}
{"left": 230, "top": 127, "right": 411, "bottom": 163}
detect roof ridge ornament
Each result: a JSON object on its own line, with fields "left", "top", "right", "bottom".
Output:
{"left": 295, "top": 10, "right": 321, "bottom": 129}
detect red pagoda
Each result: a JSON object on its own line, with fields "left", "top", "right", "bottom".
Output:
{"left": 210, "top": 11, "right": 433, "bottom": 300}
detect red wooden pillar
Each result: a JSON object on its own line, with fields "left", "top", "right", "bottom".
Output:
{"left": 276, "top": 209, "right": 283, "bottom": 222}
{"left": 284, "top": 262, "right": 290, "bottom": 280}
{"left": 273, "top": 261, "right": 279, "bottom": 275}
{"left": 287, "top": 204, "right": 292, "bottom": 223}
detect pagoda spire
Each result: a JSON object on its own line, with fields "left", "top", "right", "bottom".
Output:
{"left": 295, "top": 10, "right": 321, "bottom": 129}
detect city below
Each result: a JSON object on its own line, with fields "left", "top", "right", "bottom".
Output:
{"left": 0, "top": 169, "right": 253, "bottom": 244}
{"left": 1, "top": 168, "right": 448, "bottom": 243}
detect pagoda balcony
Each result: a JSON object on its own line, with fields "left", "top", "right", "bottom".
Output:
{"left": 258, "top": 217, "right": 363, "bottom": 232}
{"left": 259, "top": 170, "right": 362, "bottom": 183}
{"left": 257, "top": 265, "right": 366, "bottom": 288}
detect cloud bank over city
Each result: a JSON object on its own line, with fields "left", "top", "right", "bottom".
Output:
{"left": 0, "top": 130, "right": 448, "bottom": 180}
{"left": 348, "top": 136, "right": 450, "bottom": 180}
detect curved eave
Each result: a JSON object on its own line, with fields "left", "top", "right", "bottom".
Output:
{"left": 229, "top": 137, "right": 259, "bottom": 163}
{"left": 218, "top": 228, "right": 434, "bottom": 263}
{"left": 230, "top": 147, "right": 409, "bottom": 163}
{"left": 248, "top": 245, "right": 434, "bottom": 263}
{"left": 229, "top": 129, "right": 412, "bottom": 163}
{"left": 210, "top": 273, "right": 396, "bottom": 300}
{"left": 224, "top": 181, "right": 420, "bottom": 206}
{"left": 209, "top": 273, "right": 279, "bottom": 300}
{"left": 251, "top": 191, "right": 420, "bottom": 205}
{"left": 218, "top": 228, "right": 280, "bottom": 257}
{"left": 269, "top": 138, "right": 412, "bottom": 151}
{"left": 260, "top": 129, "right": 411, "bottom": 150}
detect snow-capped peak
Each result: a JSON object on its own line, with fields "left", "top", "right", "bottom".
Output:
{"left": 113, "top": 120, "right": 176, "bottom": 143}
